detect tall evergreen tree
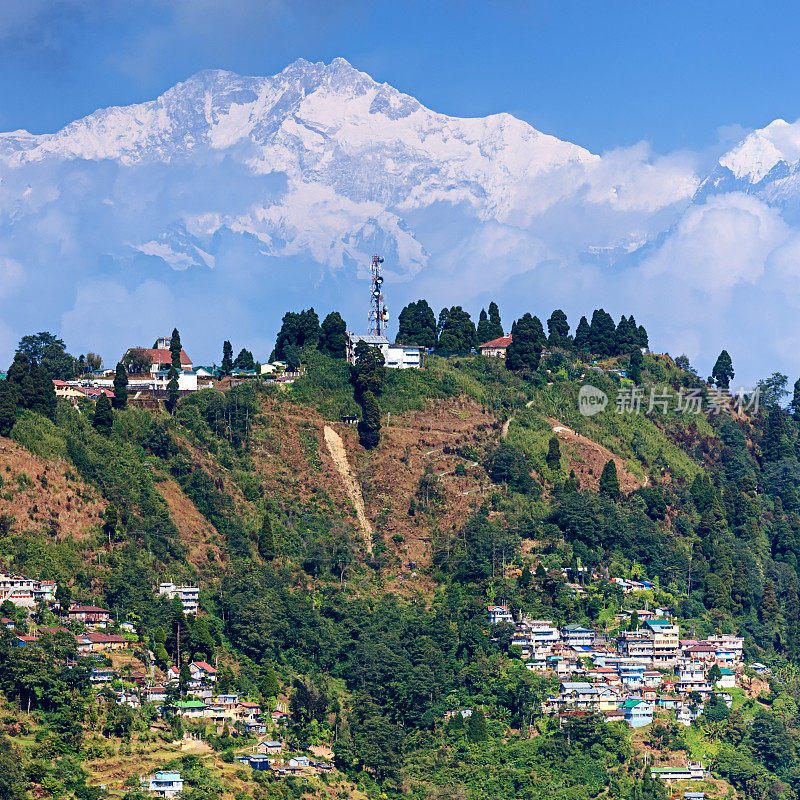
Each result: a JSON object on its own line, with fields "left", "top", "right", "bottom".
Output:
{"left": 169, "top": 328, "right": 182, "bottom": 370}
{"left": 233, "top": 348, "right": 255, "bottom": 370}
{"left": 166, "top": 367, "right": 179, "bottom": 414}
{"left": 319, "top": 311, "right": 348, "bottom": 359}
{"left": 221, "top": 341, "right": 234, "bottom": 375}
{"left": 396, "top": 300, "right": 437, "bottom": 348}
{"left": 614, "top": 315, "right": 639, "bottom": 354}
{"left": 487, "top": 301, "right": 503, "bottom": 339}
{"left": 791, "top": 378, "right": 800, "bottom": 420}
{"left": 711, "top": 350, "right": 735, "bottom": 389}
{"left": 573, "top": 316, "right": 591, "bottom": 351}
{"left": 599, "top": 459, "right": 620, "bottom": 500}
{"left": 476, "top": 309, "right": 492, "bottom": 344}
{"left": 588, "top": 309, "right": 616, "bottom": 357}
{"left": 93, "top": 393, "right": 113, "bottom": 434}
{"left": 467, "top": 707, "right": 487, "bottom": 742}
{"left": 0, "top": 382, "right": 20, "bottom": 436}
{"left": 358, "top": 390, "right": 381, "bottom": 449}
{"left": 506, "top": 313, "right": 543, "bottom": 371}
{"left": 762, "top": 406, "right": 788, "bottom": 462}
{"left": 546, "top": 309, "right": 570, "bottom": 348}
{"left": 273, "top": 309, "right": 321, "bottom": 360}
{"left": 760, "top": 580, "right": 780, "bottom": 621}
{"left": 546, "top": 436, "right": 561, "bottom": 471}
{"left": 437, "top": 306, "right": 477, "bottom": 352}
{"left": 629, "top": 349, "right": 643, "bottom": 384}
{"left": 112, "top": 362, "right": 128, "bottom": 409}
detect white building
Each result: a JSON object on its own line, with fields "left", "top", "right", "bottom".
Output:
{"left": 0, "top": 574, "right": 57, "bottom": 608}
{"left": 142, "top": 771, "right": 183, "bottom": 798}
{"left": 158, "top": 583, "right": 199, "bottom": 616}
{"left": 346, "top": 333, "right": 423, "bottom": 369}
{"left": 487, "top": 605, "right": 514, "bottom": 625}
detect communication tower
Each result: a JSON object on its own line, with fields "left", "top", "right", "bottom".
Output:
{"left": 367, "top": 254, "right": 390, "bottom": 337}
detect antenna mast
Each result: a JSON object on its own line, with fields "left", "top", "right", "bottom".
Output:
{"left": 368, "top": 254, "right": 389, "bottom": 337}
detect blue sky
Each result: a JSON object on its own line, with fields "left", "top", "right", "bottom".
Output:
{"left": 1, "top": 0, "right": 799, "bottom": 155}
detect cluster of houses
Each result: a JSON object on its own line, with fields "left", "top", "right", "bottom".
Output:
{"left": 489, "top": 605, "right": 745, "bottom": 728}
{"left": 0, "top": 573, "right": 57, "bottom": 607}
{"left": 52, "top": 336, "right": 304, "bottom": 407}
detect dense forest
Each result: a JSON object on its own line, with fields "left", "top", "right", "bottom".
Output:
{"left": 3, "top": 301, "right": 800, "bottom": 800}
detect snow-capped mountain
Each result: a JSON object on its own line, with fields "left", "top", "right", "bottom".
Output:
{"left": 0, "top": 57, "right": 799, "bottom": 380}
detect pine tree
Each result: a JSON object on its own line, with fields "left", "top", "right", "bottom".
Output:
{"left": 546, "top": 309, "right": 570, "bottom": 348}
{"left": 588, "top": 309, "right": 616, "bottom": 357}
{"left": 628, "top": 349, "right": 643, "bottom": 384}
{"left": 762, "top": 406, "right": 787, "bottom": 462}
{"left": 546, "top": 436, "right": 561, "bottom": 470}
{"left": 319, "top": 311, "right": 348, "bottom": 359}
{"left": 711, "top": 350, "right": 734, "bottom": 389}
{"left": 573, "top": 316, "right": 591, "bottom": 351}
{"left": 258, "top": 514, "right": 275, "bottom": 561}
{"left": 506, "top": 313, "right": 544, "bottom": 371}
{"left": 221, "top": 341, "right": 234, "bottom": 375}
{"left": 786, "top": 585, "right": 800, "bottom": 662}
{"left": 791, "top": 379, "right": 800, "bottom": 420}
{"left": 112, "top": 362, "right": 128, "bottom": 409}
{"left": 166, "top": 367, "right": 179, "bottom": 414}
{"left": 93, "top": 394, "right": 113, "bottom": 434}
{"left": 396, "top": 300, "right": 437, "bottom": 348}
{"left": 0, "top": 382, "right": 19, "bottom": 436}
{"left": 477, "top": 309, "right": 492, "bottom": 344}
{"left": 599, "top": 459, "right": 620, "bottom": 500}
{"left": 233, "top": 348, "right": 255, "bottom": 370}
{"left": 358, "top": 390, "right": 381, "bottom": 449}
{"left": 760, "top": 580, "right": 780, "bottom": 621}
{"left": 169, "top": 328, "right": 182, "bottom": 370}
{"left": 467, "top": 707, "right": 488, "bottom": 742}
{"left": 487, "top": 301, "right": 503, "bottom": 339}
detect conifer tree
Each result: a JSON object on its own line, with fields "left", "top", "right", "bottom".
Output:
{"left": 791, "top": 378, "right": 800, "bottom": 420}
{"left": 506, "top": 313, "right": 544, "bottom": 371}
{"left": 546, "top": 436, "right": 561, "bottom": 471}
{"left": 112, "top": 362, "right": 128, "bottom": 409}
{"left": 221, "top": 341, "right": 233, "bottom": 375}
{"left": 166, "top": 367, "right": 179, "bottom": 414}
{"left": 760, "top": 580, "right": 780, "bottom": 621}
{"left": 319, "top": 311, "right": 348, "bottom": 359}
{"left": 588, "top": 309, "right": 616, "bottom": 357}
{"left": 599, "top": 459, "right": 620, "bottom": 500}
{"left": 0, "top": 382, "right": 19, "bottom": 436}
{"left": 258, "top": 514, "right": 275, "bottom": 561}
{"left": 711, "top": 350, "right": 734, "bottom": 389}
{"left": 628, "top": 349, "right": 643, "bottom": 384}
{"left": 169, "top": 328, "right": 182, "bottom": 370}
{"left": 573, "top": 316, "right": 591, "bottom": 351}
{"left": 467, "top": 707, "right": 487, "bottom": 742}
{"left": 396, "top": 300, "right": 437, "bottom": 348}
{"left": 358, "top": 390, "right": 381, "bottom": 449}
{"left": 476, "top": 309, "right": 492, "bottom": 344}
{"left": 487, "top": 301, "right": 503, "bottom": 339}
{"left": 93, "top": 393, "right": 113, "bottom": 435}
{"left": 546, "top": 309, "right": 570, "bottom": 348}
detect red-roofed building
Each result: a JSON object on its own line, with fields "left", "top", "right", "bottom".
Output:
{"left": 124, "top": 348, "right": 192, "bottom": 375}
{"left": 190, "top": 661, "right": 217, "bottom": 684}
{"left": 76, "top": 632, "right": 127, "bottom": 654}
{"left": 479, "top": 335, "right": 512, "bottom": 358}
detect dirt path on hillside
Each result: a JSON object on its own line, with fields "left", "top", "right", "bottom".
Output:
{"left": 323, "top": 426, "right": 373, "bottom": 555}
{"left": 502, "top": 400, "right": 535, "bottom": 438}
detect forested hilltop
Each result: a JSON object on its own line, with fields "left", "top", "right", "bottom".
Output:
{"left": 2, "top": 303, "right": 800, "bottom": 800}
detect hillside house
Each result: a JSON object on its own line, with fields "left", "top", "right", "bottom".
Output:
{"left": 479, "top": 335, "right": 512, "bottom": 358}
{"left": 623, "top": 699, "right": 654, "bottom": 728}
{"left": 68, "top": 605, "right": 112, "bottom": 628}
{"left": 645, "top": 619, "right": 680, "bottom": 664}
{"left": 158, "top": 582, "right": 199, "bottom": 616}
{"left": 76, "top": 632, "right": 127, "bottom": 654}
{"left": 255, "top": 740, "right": 283, "bottom": 755}
{"left": 124, "top": 346, "right": 193, "bottom": 375}
{"left": 189, "top": 661, "right": 217, "bottom": 685}
{"left": 142, "top": 771, "right": 184, "bottom": 798}
{"left": 561, "top": 624, "right": 594, "bottom": 648}
{"left": 0, "top": 574, "right": 57, "bottom": 607}
{"left": 487, "top": 605, "right": 514, "bottom": 625}
{"left": 174, "top": 700, "right": 206, "bottom": 719}
{"left": 716, "top": 668, "right": 736, "bottom": 689}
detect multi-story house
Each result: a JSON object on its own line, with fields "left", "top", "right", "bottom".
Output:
{"left": 158, "top": 583, "right": 199, "bottom": 616}
{"left": 645, "top": 619, "right": 680, "bottom": 664}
